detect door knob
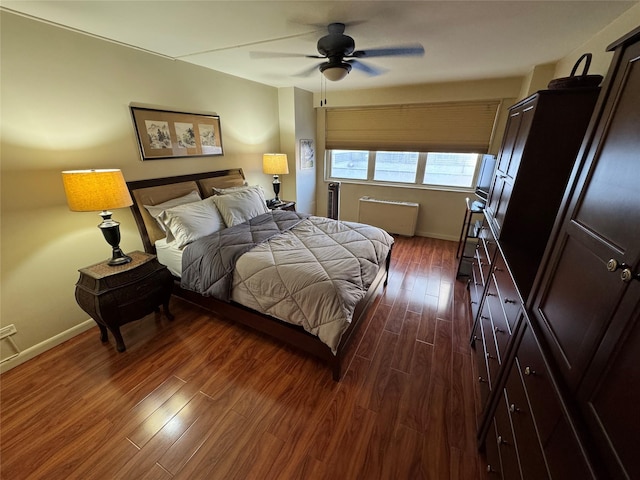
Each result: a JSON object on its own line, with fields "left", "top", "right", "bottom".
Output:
{"left": 609, "top": 259, "right": 639, "bottom": 282}
{"left": 607, "top": 258, "right": 629, "bottom": 272}
{"left": 621, "top": 268, "right": 640, "bottom": 283}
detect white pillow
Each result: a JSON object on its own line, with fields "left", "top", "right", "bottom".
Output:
{"left": 158, "top": 196, "right": 225, "bottom": 248}
{"left": 144, "top": 190, "right": 202, "bottom": 231}
{"left": 212, "top": 182, "right": 250, "bottom": 195}
{"left": 212, "top": 185, "right": 270, "bottom": 227}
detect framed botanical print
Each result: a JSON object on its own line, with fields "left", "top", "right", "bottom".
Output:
{"left": 299, "top": 139, "right": 315, "bottom": 169}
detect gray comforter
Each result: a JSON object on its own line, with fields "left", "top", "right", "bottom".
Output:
{"left": 182, "top": 210, "right": 310, "bottom": 300}
{"left": 182, "top": 210, "right": 394, "bottom": 353}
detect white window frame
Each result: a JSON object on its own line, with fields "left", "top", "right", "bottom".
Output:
{"left": 326, "top": 149, "right": 483, "bottom": 191}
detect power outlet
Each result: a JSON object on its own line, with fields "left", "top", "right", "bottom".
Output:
{"left": 0, "top": 324, "right": 18, "bottom": 339}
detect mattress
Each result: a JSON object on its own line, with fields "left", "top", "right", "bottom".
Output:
{"left": 155, "top": 238, "right": 183, "bottom": 278}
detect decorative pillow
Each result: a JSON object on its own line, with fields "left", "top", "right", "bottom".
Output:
{"left": 212, "top": 185, "right": 270, "bottom": 227}
{"left": 158, "top": 196, "right": 225, "bottom": 248}
{"left": 144, "top": 190, "right": 202, "bottom": 231}
{"left": 212, "top": 182, "right": 250, "bottom": 195}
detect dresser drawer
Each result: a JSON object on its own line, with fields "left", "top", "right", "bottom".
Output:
{"left": 485, "top": 278, "right": 512, "bottom": 361}
{"left": 515, "top": 323, "right": 562, "bottom": 444}
{"left": 469, "top": 258, "right": 483, "bottom": 322}
{"left": 472, "top": 320, "right": 491, "bottom": 409}
{"left": 504, "top": 360, "right": 548, "bottom": 480}
{"left": 492, "top": 252, "right": 522, "bottom": 332}
{"left": 494, "top": 393, "right": 522, "bottom": 480}
{"left": 479, "top": 302, "right": 501, "bottom": 390}
{"left": 516, "top": 323, "right": 594, "bottom": 479}
{"left": 485, "top": 420, "right": 503, "bottom": 478}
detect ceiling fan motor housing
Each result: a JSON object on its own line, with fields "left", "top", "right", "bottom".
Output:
{"left": 317, "top": 32, "right": 355, "bottom": 58}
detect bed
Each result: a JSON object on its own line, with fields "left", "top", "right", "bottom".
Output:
{"left": 127, "top": 168, "right": 393, "bottom": 380}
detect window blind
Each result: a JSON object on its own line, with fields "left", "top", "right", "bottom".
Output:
{"left": 325, "top": 101, "right": 501, "bottom": 153}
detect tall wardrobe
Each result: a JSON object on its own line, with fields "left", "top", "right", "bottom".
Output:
{"left": 470, "top": 26, "right": 640, "bottom": 479}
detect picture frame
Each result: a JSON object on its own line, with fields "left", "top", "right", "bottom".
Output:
{"left": 299, "top": 139, "right": 315, "bottom": 170}
{"left": 130, "top": 106, "right": 224, "bottom": 160}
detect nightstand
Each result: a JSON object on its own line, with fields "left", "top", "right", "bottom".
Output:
{"left": 268, "top": 200, "right": 296, "bottom": 212}
{"left": 75, "top": 251, "right": 174, "bottom": 352}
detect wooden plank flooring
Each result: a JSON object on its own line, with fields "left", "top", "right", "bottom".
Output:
{"left": 0, "top": 236, "right": 487, "bottom": 479}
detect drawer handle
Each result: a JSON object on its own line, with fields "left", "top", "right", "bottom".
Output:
{"left": 487, "top": 292, "right": 496, "bottom": 297}
{"left": 494, "top": 326, "right": 505, "bottom": 334}
{"left": 475, "top": 282, "right": 482, "bottom": 286}
{"left": 509, "top": 403, "right": 521, "bottom": 414}
{"left": 524, "top": 366, "right": 536, "bottom": 376}
{"left": 504, "top": 298, "right": 518, "bottom": 305}
{"left": 471, "top": 301, "right": 478, "bottom": 305}
{"left": 486, "top": 353, "right": 496, "bottom": 360}
{"left": 497, "top": 435, "right": 510, "bottom": 445}
{"left": 486, "top": 464, "right": 496, "bottom": 474}
{"left": 472, "top": 335, "right": 480, "bottom": 343}
{"left": 478, "top": 376, "right": 488, "bottom": 383}
{"left": 480, "top": 315, "right": 489, "bottom": 320}
{"left": 493, "top": 266, "right": 503, "bottom": 272}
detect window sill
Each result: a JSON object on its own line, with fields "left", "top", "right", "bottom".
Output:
{"left": 324, "top": 177, "right": 476, "bottom": 194}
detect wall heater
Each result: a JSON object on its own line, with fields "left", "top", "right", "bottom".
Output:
{"left": 358, "top": 196, "right": 419, "bottom": 236}
{"left": 327, "top": 182, "right": 340, "bottom": 219}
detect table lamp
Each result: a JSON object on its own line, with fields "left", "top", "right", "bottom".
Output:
{"left": 62, "top": 169, "right": 133, "bottom": 266}
{"left": 262, "top": 153, "right": 289, "bottom": 204}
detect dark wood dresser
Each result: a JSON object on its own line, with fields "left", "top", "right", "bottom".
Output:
{"left": 75, "top": 251, "right": 174, "bottom": 352}
{"left": 470, "top": 26, "right": 640, "bottom": 479}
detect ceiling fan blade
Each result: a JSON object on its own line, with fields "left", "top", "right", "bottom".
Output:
{"left": 348, "top": 59, "right": 386, "bottom": 77}
{"left": 293, "top": 62, "right": 323, "bottom": 77}
{"left": 350, "top": 44, "right": 425, "bottom": 58}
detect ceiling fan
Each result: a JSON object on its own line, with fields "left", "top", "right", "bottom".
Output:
{"left": 252, "top": 22, "right": 425, "bottom": 82}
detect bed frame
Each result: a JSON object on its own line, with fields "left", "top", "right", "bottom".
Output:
{"left": 127, "top": 168, "right": 391, "bottom": 380}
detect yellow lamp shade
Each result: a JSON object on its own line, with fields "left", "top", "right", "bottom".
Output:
{"left": 62, "top": 169, "right": 132, "bottom": 212}
{"left": 262, "top": 154, "right": 289, "bottom": 175}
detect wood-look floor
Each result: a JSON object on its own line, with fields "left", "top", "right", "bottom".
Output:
{"left": 0, "top": 236, "right": 487, "bottom": 480}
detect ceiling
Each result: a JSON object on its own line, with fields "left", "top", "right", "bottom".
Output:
{"left": 2, "top": 1, "right": 637, "bottom": 92}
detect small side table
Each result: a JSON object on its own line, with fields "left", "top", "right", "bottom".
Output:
{"left": 75, "top": 251, "right": 174, "bottom": 352}
{"left": 268, "top": 200, "right": 296, "bottom": 212}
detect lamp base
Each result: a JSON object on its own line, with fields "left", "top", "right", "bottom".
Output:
{"left": 272, "top": 175, "right": 281, "bottom": 203}
{"left": 99, "top": 211, "right": 132, "bottom": 267}
{"left": 108, "top": 248, "right": 132, "bottom": 266}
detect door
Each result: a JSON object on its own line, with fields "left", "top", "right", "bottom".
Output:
{"left": 487, "top": 99, "right": 535, "bottom": 235}
{"left": 530, "top": 38, "right": 640, "bottom": 392}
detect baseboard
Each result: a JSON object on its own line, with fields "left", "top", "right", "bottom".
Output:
{"left": 414, "top": 230, "right": 459, "bottom": 242}
{"left": 0, "top": 319, "right": 95, "bottom": 374}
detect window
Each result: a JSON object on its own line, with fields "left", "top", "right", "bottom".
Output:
{"left": 374, "top": 152, "right": 419, "bottom": 183}
{"left": 330, "top": 150, "right": 369, "bottom": 180}
{"left": 423, "top": 152, "right": 479, "bottom": 187}
{"left": 329, "top": 150, "right": 482, "bottom": 189}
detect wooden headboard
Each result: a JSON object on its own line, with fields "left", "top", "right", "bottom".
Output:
{"left": 127, "top": 168, "right": 246, "bottom": 253}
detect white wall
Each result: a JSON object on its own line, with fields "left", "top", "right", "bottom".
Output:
{"left": 0, "top": 11, "right": 282, "bottom": 369}
{"left": 277, "top": 87, "right": 316, "bottom": 214}
{"left": 554, "top": 2, "right": 640, "bottom": 79}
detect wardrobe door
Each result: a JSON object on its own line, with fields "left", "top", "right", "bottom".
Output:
{"left": 578, "top": 290, "right": 640, "bottom": 479}
{"left": 531, "top": 34, "right": 640, "bottom": 391}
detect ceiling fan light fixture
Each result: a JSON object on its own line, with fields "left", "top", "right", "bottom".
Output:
{"left": 320, "top": 62, "right": 352, "bottom": 81}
